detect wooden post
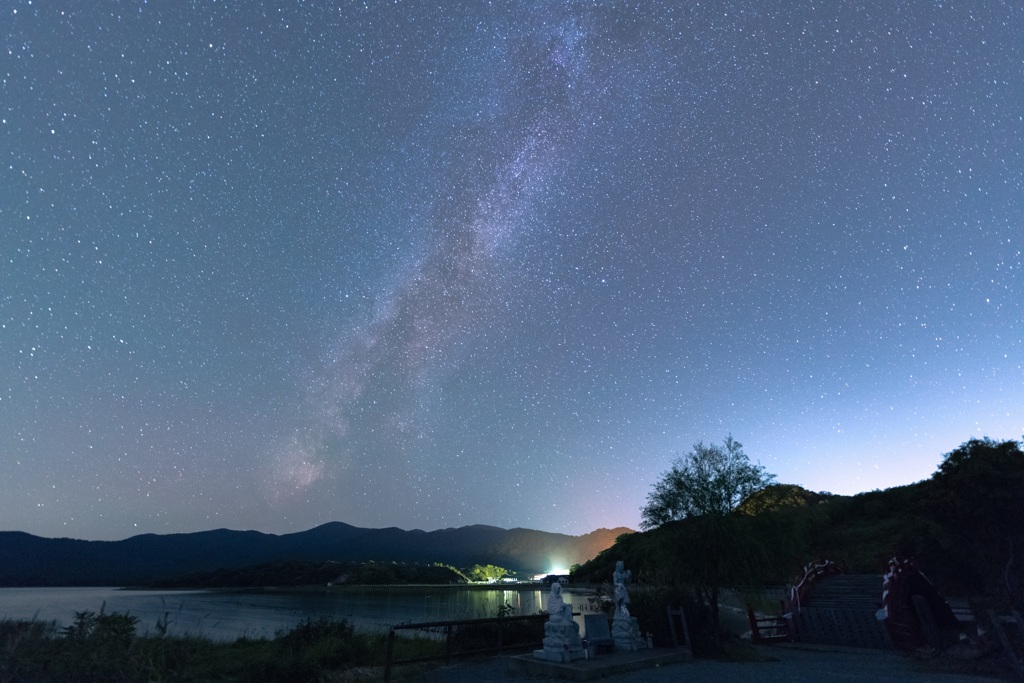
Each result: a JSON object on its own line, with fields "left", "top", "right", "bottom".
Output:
{"left": 667, "top": 606, "right": 691, "bottom": 649}
{"left": 988, "top": 610, "right": 1024, "bottom": 678}
{"left": 384, "top": 628, "right": 396, "bottom": 683}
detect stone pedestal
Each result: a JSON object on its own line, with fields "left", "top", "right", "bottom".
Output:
{"left": 612, "top": 615, "right": 645, "bottom": 652}
{"left": 533, "top": 620, "right": 586, "bottom": 662}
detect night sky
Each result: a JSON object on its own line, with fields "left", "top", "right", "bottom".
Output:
{"left": 3, "top": 2, "right": 1022, "bottom": 542}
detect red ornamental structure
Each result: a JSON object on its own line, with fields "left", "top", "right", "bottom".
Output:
{"left": 878, "top": 557, "right": 960, "bottom": 651}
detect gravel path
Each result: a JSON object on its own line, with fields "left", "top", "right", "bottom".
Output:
{"left": 407, "top": 645, "right": 1002, "bottom": 683}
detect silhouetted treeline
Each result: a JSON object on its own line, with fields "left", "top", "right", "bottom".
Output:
{"left": 150, "top": 559, "right": 466, "bottom": 588}
{"left": 576, "top": 438, "right": 1024, "bottom": 610}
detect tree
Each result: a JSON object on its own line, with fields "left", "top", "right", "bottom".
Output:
{"left": 928, "top": 437, "right": 1024, "bottom": 607}
{"left": 639, "top": 436, "right": 776, "bottom": 644}
{"left": 465, "top": 564, "right": 510, "bottom": 583}
{"left": 641, "top": 435, "right": 775, "bottom": 529}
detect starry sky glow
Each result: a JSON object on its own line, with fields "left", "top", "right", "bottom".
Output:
{"left": 2, "top": 1, "right": 1022, "bottom": 541}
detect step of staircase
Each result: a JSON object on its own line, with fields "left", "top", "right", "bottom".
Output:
{"left": 807, "top": 574, "right": 883, "bottom": 609}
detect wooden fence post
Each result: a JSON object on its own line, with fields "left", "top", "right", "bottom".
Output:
{"left": 384, "top": 628, "right": 396, "bottom": 683}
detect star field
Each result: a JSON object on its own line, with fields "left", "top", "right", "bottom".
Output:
{"left": 2, "top": 1, "right": 1022, "bottom": 541}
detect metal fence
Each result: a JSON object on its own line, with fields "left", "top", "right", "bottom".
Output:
{"left": 383, "top": 613, "right": 548, "bottom": 682}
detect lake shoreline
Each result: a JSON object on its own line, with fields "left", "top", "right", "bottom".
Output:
{"left": 115, "top": 581, "right": 601, "bottom": 594}
{"left": 1, "top": 585, "right": 600, "bottom": 641}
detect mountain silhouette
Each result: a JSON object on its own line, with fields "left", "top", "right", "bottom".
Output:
{"left": 0, "top": 523, "right": 632, "bottom": 586}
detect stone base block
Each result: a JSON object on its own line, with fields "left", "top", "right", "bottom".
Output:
{"left": 532, "top": 647, "right": 586, "bottom": 663}
{"left": 534, "top": 619, "right": 586, "bottom": 661}
{"left": 612, "top": 615, "right": 645, "bottom": 652}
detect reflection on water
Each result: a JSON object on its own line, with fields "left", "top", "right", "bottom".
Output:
{"left": 0, "top": 586, "right": 598, "bottom": 641}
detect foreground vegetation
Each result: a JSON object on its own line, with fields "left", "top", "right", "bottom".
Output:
{"left": 0, "top": 610, "right": 442, "bottom": 683}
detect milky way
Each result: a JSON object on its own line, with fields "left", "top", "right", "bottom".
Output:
{"left": 2, "top": 1, "right": 1022, "bottom": 540}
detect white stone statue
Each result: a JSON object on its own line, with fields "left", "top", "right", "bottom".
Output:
{"left": 547, "top": 581, "right": 574, "bottom": 622}
{"left": 613, "top": 560, "right": 632, "bottom": 617}
{"left": 534, "top": 580, "right": 585, "bottom": 662}
{"left": 611, "top": 560, "right": 644, "bottom": 651}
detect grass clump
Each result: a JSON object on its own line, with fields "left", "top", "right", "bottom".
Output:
{"left": 0, "top": 611, "right": 442, "bottom": 682}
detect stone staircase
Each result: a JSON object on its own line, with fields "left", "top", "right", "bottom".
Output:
{"left": 808, "top": 574, "right": 883, "bottom": 609}
{"left": 790, "top": 574, "right": 890, "bottom": 649}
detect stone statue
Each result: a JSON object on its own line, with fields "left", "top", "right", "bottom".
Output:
{"left": 533, "top": 580, "right": 584, "bottom": 662}
{"left": 547, "top": 581, "right": 574, "bottom": 623}
{"left": 611, "top": 560, "right": 645, "bottom": 651}
{"left": 613, "top": 560, "right": 631, "bottom": 617}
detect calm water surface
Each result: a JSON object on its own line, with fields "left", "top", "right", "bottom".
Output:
{"left": 0, "top": 586, "right": 597, "bottom": 641}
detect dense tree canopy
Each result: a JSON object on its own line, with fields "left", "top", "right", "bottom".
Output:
{"left": 641, "top": 436, "right": 775, "bottom": 529}
{"left": 928, "top": 438, "right": 1024, "bottom": 606}
{"left": 465, "top": 564, "right": 511, "bottom": 582}
{"left": 735, "top": 483, "right": 830, "bottom": 516}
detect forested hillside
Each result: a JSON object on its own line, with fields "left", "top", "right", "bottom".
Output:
{"left": 576, "top": 438, "right": 1024, "bottom": 609}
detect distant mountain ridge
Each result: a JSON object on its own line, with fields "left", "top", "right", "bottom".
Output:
{"left": 0, "top": 523, "right": 633, "bottom": 586}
